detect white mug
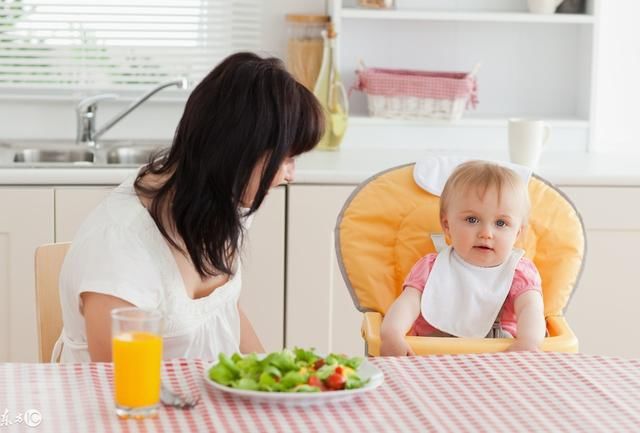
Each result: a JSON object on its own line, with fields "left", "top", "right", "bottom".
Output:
{"left": 508, "top": 118, "right": 550, "bottom": 170}
{"left": 527, "top": 0, "right": 563, "bottom": 14}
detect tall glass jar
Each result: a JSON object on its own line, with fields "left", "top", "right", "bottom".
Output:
{"left": 313, "top": 23, "right": 348, "bottom": 151}
{"left": 285, "top": 14, "right": 330, "bottom": 91}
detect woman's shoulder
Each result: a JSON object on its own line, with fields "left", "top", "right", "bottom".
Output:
{"left": 59, "top": 201, "right": 167, "bottom": 311}
{"left": 74, "top": 176, "right": 152, "bottom": 240}
{"left": 61, "top": 176, "right": 167, "bottom": 290}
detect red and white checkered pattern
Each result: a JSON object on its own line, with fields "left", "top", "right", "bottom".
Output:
{"left": 0, "top": 353, "right": 639, "bottom": 433}
{"left": 354, "top": 67, "right": 478, "bottom": 107}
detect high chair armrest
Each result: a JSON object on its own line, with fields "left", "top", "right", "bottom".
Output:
{"left": 362, "top": 312, "right": 383, "bottom": 356}
{"left": 542, "top": 315, "right": 579, "bottom": 353}
{"left": 362, "top": 313, "right": 579, "bottom": 356}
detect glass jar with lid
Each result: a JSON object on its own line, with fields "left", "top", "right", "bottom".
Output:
{"left": 285, "top": 14, "right": 330, "bottom": 91}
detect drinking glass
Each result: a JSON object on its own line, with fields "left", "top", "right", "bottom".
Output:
{"left": 111, "top": 307, "right": 163, "bottom": 419}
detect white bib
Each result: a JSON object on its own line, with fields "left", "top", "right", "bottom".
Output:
{"left": 420, "top": 246, "right": 524, "bottom": 338}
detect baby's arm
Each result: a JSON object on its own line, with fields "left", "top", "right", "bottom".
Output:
{"left": 380, "top": 286, "right": 422, "bottom": 356}
{"left": 507, "top": 290, "right": 546, "bottom": 352}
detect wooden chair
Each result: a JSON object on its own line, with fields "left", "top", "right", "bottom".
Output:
{"left": 34, "top": 242, "right": 70, "bottom": 362}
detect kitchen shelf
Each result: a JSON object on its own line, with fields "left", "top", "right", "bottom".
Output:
{"left": 331, "top": 0, "right": 600, "bottom": 152}
{"left": 349, "top": 115, "right": 590, "bottom": 129}
{"left": 341, "top": 8, "right": 595, "bottom": 24}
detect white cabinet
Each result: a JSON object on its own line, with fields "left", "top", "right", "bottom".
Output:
{"left": 238, "top": 188, "right": 286, "bottom": 352}
{"left": 54, "top": 186, "right": 286, "bottom": 353}
{"left": 561, "top": 186, "right": 640, "bottom": 359}
{"left": 0, "top": 188, "right": 54, "bottom": 362}
{"left": 286, "top": 185, "right": 364, "bottom": 356}
{"left": 330, "top": 0, "right": 599, "bottom": 151}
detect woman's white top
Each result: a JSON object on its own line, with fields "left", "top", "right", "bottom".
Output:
{"left": 57, "top": 175, "right": 246, "bottom": 362}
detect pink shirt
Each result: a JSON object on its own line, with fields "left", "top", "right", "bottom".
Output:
{"left": 404, "top": 253, "right": 542, "bottom": 337}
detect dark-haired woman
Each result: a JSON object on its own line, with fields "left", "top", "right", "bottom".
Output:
{"left": 56, "top": 52, "right": 324, "bottom": 362}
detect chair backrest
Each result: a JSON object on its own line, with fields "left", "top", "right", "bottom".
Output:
{"left": 34, "top": 242, "right": 70, "bottom": 362}
{"left": 335, "top": 164, "right": 586, "bottom": 318}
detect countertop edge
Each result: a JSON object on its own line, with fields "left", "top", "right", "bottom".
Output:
{"left": 1, "top": 167, "right": 640, "bottom": 187}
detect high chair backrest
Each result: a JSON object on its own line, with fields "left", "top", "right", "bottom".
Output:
{"left": 34, "top": 242, "right": 70, "bottom": 362}
{"left": 335, "top": 164, "right": 585, "bottom": 318}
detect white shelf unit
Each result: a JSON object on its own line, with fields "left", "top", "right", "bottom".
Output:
{"left": 340, "top": 9, "right": 595, "bottom": 24}
{"left": 349, "top": 114, "right": 589, "bottom": 128}
{"left": 330, "top": 0, "right": 600, "bottom": 152}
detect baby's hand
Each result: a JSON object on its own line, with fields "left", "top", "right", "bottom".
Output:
{"left": 506, "top": 338, "right": 541, "bottom": 352}
{"left": 380, "top": 334, "right": 415, "bottom": 356}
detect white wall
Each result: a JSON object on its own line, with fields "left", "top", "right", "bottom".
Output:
{"left": 0, "top": 0, "right": 325, "bottom": 142}
{"left": 593, "top": 0, "right": 640, "bottom": 151}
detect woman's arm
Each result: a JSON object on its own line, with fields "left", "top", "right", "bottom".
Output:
{"left": 238, "top": 304, "right": 265, "bottom": 353}
{"left": 380, "top": 287, "right": 422, "bottom": 356}
{"left": 81, "top": 292, "right": 135, "bottom": 362}
{"left": 507, "top": 290, "right": 546, "bottom": 352}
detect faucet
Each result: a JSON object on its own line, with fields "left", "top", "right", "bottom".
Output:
{"left": 76, "top": 78, "right": 188, "bottom": 148}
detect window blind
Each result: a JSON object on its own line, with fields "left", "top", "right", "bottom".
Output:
{"left": 0, "top": 0, "right": 262, "bottom": 92}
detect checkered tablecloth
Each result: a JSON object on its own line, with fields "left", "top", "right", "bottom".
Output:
{"left": 0, "top": 352, "right": 639, "bottom": 433}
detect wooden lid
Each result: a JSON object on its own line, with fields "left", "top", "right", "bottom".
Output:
{"left": 327, "top": 22, "right": 337, "bottom": 38}
{"left": 285, "top": 14, "right": 330, "bottom": 24}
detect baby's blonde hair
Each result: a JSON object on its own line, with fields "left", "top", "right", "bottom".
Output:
{"left": 439, "top": 160, "right": 530, "bottom": 224}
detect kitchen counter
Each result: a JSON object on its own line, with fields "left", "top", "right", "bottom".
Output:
{"left": 1, "top": 146, "right": 640, "bottom": 186}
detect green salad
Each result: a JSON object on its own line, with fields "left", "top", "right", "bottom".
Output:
{"left": 208, "top": 348, "right": 369, "bottom": 392}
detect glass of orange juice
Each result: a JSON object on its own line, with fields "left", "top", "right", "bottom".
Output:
{"left": 111, "top": 307, "right": 163, "bottom": 419}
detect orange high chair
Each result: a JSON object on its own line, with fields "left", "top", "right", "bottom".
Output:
{"left": 335, "top": 163, "right": 584, "bottom": 355}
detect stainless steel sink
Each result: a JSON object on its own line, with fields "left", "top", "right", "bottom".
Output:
{"left": 13, "top": 148, "right": 94, "bottom": 163}
{"left": 3, "top": 141, "right": 170, "bottom": 166}
{"left": 106, "top": 146, "right": 164, "bottom": 165}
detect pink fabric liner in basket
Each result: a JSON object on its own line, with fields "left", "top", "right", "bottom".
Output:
{"left": 353, "top": 67, "right": 479, "bottom": 109}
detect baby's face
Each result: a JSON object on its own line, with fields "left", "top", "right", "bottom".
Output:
{"left": 441, "top": 185, "right": 525, "bottom": 267}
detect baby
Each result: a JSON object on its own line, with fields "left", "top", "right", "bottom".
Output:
{"left": 380, "top": 160, "right": 546, "bottom": 356}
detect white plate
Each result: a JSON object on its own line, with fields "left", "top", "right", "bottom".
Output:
{"left": 204, "top": 358, "right": 384, "bottom": 406}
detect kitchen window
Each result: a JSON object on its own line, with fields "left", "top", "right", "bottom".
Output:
{"left": 0, "top": 0, "right": 261, "bottom": 94}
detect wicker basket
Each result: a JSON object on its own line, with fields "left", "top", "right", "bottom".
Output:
{"left": 358, "top": 0, "right": 394, "bottom": 8}
{"left": 352, "top": 64, "right": 479, "bottom": 121}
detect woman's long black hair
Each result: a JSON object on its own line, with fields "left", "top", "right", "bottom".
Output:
{"left": 135, "top": 52, "right": 324, "bottom": 277}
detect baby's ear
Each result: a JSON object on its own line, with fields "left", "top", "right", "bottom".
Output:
{"left": 441, "top": 217, "right": 450, "bottom": 237}
{"left": 517, "top": 222, "right": 528, "bottom": 238}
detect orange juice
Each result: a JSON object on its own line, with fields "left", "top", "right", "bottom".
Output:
{"left": 112, "top": 331, "right": 162, "bottom": 408}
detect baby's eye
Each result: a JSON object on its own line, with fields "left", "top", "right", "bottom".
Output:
{"left": 465, "top": 216, "right": 478, "bottom": 224}
{"left": 496, "top": 219, "right": 507, "bottom": 228}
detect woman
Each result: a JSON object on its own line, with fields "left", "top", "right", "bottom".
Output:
{"left": 57, "top": 52, "right": 324, "bottom": 362}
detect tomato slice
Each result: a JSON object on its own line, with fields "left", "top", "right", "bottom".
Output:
{"left": 308, "top": 376, "right": 322, "bottom": 388}
{"left": 325, "top": 372, "right": 346, "bottom": 390}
